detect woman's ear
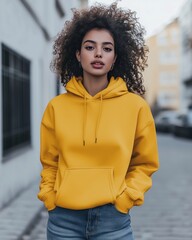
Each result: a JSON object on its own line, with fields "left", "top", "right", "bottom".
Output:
{"left": 76, "top": 50, "right": 81, "bottom": 62}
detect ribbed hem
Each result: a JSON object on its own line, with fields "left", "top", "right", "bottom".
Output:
{"left": 114, "top": 189, "right": 134, "bottom": 214}
{"left": 39, "top": 191, "right": 56, "bottom": 211}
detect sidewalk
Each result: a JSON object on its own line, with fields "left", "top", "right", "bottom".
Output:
{"left": 0, "top": 180, "right": 43, "bottom": 240}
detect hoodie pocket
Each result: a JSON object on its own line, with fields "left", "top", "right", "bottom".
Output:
{"left": 55, "top": 168, "right": 116, "bottom": 209}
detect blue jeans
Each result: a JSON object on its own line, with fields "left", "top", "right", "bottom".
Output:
{"left": 47, "top": 203, "right": 134, "bottom": 240}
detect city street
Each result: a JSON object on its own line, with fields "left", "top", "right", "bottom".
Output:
{"left": 21, "top": 134, "right": 192, "bottom": 240}
{"left": 131, "top": 134, "right": 192, "bottom": 240}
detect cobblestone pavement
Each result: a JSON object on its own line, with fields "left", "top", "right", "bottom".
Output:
{"left": 21, "top": 134, "right": 192, "bottom": 240}
{"left": 0, "top": 181, "right": 42, "bottom": 240}
{"left": 131, "top": 134, "right": 192, "bottom": 240}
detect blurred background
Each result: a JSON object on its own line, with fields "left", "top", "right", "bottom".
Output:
{"left": 0, "top": 0, "right": 191, "bottom": 239}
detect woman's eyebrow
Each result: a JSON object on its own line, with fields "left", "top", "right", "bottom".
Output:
{"left": 83, "top": 40, "right": 114, "bottom": 46}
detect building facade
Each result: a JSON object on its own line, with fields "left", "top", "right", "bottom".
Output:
{"left": 0, "top": 0, "right": 87, "bottom": 209}
{"left": 144, "top": 18, "right": 181, "bottom": 114}
{"left": 179, "top": 0, "right": 192, "bottom": 111}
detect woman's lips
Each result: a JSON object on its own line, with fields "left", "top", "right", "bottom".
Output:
{"left": 91, "top": 61, "right": 104, "bottom": 69}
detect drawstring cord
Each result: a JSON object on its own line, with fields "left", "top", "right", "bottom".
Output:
{"left": 82, "top": 94, "right": 103, "bottom": 146}
{"left": 83, "top": 95, "right": 87, "bottom": 146}
{"left": 95, "top": 94, "right": 103, "bottom": 143}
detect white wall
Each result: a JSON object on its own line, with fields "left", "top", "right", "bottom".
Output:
{"left": 0, "top": 0, "right": 87, "bottom": 209}
{"left": 0, "top": 0, "right": 45, "bottom": 208}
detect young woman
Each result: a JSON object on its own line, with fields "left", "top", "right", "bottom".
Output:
{"left": 37, "top": 3, "right": 159, "bottom": 240}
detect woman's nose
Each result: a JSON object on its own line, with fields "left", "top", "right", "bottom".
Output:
{"left": 95, "top": 48, "right": 102, "bottom": 58}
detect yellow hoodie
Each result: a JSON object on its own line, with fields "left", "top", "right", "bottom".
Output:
{"left": 37, "top": 76, "right": 159, "bottom": 214}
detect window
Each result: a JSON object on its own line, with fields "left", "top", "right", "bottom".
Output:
{"left": 157, "top": 32, "right": 167, "bottom": 46}
{"left": 159, "top": 72, "right": 178, "bottom": 86}
{"left": 170, "top": 28, "right": 179, "bottom": 45}
{"left": 2, "top": 44, "right": 31, "bottom": 159}
{"left": 159, "top": 51, "right": 178, "bottom": 64}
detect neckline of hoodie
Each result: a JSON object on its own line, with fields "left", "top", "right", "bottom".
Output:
{"left": 76, "top": 77, "right": 128, "bottom": 99}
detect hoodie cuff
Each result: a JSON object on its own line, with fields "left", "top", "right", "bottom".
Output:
{"left": 114, "top": 189, "right": 134, "bottom": 214}
{"left": 40, "top": 191, "right": 57, "bottom": 211}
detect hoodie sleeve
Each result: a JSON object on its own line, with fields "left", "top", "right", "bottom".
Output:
{"left": 115, "top": 102, "right": 159, "bottom": 213}
{"left": 37, "top": 102, "right": 58, "bottom": 211}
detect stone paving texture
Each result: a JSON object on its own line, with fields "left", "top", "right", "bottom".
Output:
{"left": 131, "top": 134, "right": 192, "bottom": 240}
{"left": 1, "top": 134, "right": 192, "bottom": 240}
{"left": 0, "top": 181, "right": 43, "bottom": 240}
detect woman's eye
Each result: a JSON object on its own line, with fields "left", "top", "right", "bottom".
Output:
{"left": 85, "top": 46, "right": 94, "bottom": 50}
{"left": 104, "top": 47, "right": 112, "bottom": 52}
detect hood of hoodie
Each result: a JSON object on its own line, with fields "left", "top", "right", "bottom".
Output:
{"left": 65, "top": 76, "right": 128, "bottom": 145}
{"left": 66, "top": 76, "right": 128, "bottom": 100}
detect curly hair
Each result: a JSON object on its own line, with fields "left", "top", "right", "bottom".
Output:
{"left": 50, "top": 2, "right": 148, "bottom": 95}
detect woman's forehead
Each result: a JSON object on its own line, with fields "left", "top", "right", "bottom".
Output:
{"left": 82, "top": 28, "right": 114, "bottom": 44}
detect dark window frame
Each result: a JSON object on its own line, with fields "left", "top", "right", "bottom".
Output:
{"left": 1, "top": 43, "right": 31, "bottom": 161}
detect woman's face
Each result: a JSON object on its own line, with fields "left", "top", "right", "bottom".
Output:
{"left": 76, "top": 28, "right": 116, "bottom": 79}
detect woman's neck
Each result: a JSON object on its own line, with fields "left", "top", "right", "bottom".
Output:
{"left": 82, "top": 75, "right": 109, "bottom": 96}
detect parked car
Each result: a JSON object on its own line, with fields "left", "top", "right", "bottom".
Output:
{"left": 155, "top": 111, "right": 178, "bottom": 133}
{"left": 172, "top": 112, "right": 192, "bottom": 139}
